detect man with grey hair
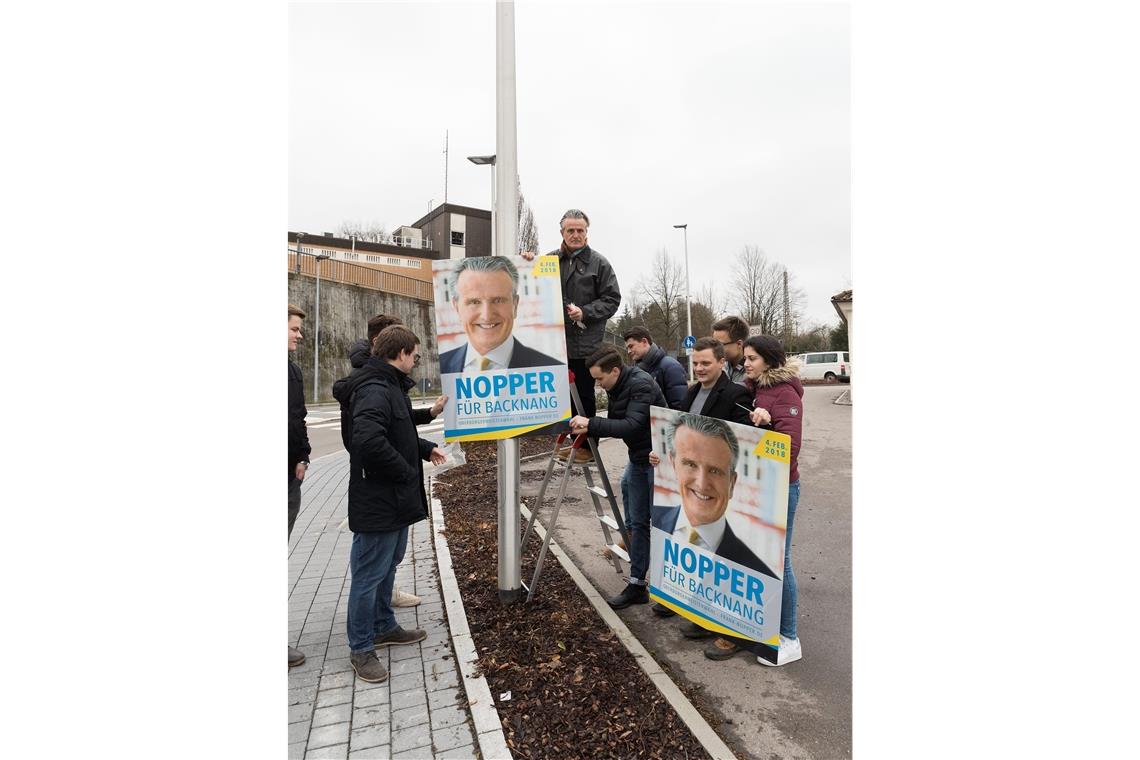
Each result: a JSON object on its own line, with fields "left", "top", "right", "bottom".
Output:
{"left": 523, "top": 209, "right": 621, "bottom": 462}
{"left": 650, "top": 413, "right": 775, "bottom": 579}
{"left": 438, "top": 255, "right": 561, "bottom": 373}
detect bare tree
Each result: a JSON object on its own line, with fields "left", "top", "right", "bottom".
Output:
{"left": 337, "top": 221, "right": 389, "bottom": 242}
{"left": 517, "top": 180, "right": 540, "bottom": 254}
{"left": 729, "top": 246, "right": 806, "bottom": 334}
{"left": 637, "top": 249, "right": 687, "bottom": 348}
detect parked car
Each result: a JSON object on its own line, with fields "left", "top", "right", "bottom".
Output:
{"left": 794, "top": 351, "right": 851, "bottom": 382}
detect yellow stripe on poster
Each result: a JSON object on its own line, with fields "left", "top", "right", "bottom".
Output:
{"left": 531, "top": 255, "right": 560, "bottom": 277}
{"left": 450, "top": 413, "right": 571, "bottom": 442}
{"left": 754, "top": 430, "right": 792, "bottom": 463}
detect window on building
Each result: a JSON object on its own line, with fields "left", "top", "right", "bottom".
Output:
{"left": 451, "top": 231, "right": 465, "bottom": 246}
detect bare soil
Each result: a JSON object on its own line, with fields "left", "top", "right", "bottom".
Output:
{"left": 435, "top": 438, "right": 711, "bottom": 760}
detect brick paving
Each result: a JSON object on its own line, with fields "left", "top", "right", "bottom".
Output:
{"left": 288, "top": 452, "right": 479, "bottom": 760}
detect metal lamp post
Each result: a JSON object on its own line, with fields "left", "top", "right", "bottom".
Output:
{"left": 673, "top": 223, "right": 693, "bottom": 382}
{"left": 313, "top": 252, "right": 330, "bottom": 403}
{"left": 493, "top": 1, "right": 523, "bottom": 605}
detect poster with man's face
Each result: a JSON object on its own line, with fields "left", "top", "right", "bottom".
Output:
{"left": 432, "top": 254, "right": 570, "bottom": 441}
{"left": 647, "top": 407, "right": 791, "bottom": 652}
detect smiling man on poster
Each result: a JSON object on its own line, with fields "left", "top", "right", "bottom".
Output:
{"left": 439, "top": 256, "right": 560, "bottom": 373}
{"left": 432, "top": 254, "right": 571, "bottom": 441}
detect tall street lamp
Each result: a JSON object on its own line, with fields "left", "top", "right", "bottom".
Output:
{"left": 313, "top": 252, "right": 330, "bottom": 403}
{"left": 673, "top": 223, "right": 693, "bottom": 382}
{"left": 466, "top": 154, "right": 497, "bottom": 256}
{"left": 294, "top": 231, "right": 306, "bottom": 273}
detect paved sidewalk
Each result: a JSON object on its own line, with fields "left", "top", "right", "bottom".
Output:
{"left": 288, "top": 451, "right": 479, "bottom": 760}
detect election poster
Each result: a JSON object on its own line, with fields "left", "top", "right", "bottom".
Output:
{"left": 431, "top": 254, "right": 571, "bottom": 441}
{"left": 647, "top": 407, "right": 791, "bottom": 661}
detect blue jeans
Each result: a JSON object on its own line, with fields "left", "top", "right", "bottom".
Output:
{"left": 781, "top": 481, "right": 801, "bottom": 639}
{"left": 346, "top": 527, "right": 408, "bottom": 654}
{"left": 619, "top": 461, "right": 653, "bottom": 583}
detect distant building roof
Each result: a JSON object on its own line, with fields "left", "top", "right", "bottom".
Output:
{"left": 288, "top": 231, "right": 437, "bottom": 259}
{"left": 831, "top": 289, "right": 852, "bottom": 303}
{"left": 410, "top": 202, "right": 491, "bottom": 229}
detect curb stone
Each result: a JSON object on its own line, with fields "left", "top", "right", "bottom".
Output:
{"left": 428, "top": 490, "right": 513, "bottom": 760}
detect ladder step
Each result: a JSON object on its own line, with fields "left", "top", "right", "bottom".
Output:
{"left": 598, "top": 515, "right": 619, "bottom": 530}
{"left": 606, "top": 543, "right": 630, "bottom": 562}
{"left": 586, "top": 486, "right": 608, "bottom": 498}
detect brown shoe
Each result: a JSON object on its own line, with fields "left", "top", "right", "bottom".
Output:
{"left": 374, "top": 625, "right": 428, "bottom": 647}
{"left": 350, "top": 651, "right": 389, "bottom": 683}
{"left": 704, "top": 637, "right": 743, "bottom": 660}
{"left": 288, "top": 646, "right": 306, "bottom": 667}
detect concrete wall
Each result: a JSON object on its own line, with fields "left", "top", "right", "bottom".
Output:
{"left": 288, "top": 273, "right": 439, "bottom": 402}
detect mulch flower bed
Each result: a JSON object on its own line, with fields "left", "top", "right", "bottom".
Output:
{"left": 434, "top": 438, "right": 711, "bottom": 760}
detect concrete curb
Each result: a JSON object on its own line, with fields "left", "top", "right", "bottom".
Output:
{"left": 429, "top": 489, "right": 513, "bottom": 760}
{"left": 519, "top": 503, "right": 739, "bottom": 760}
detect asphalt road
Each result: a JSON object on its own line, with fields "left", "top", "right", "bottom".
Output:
{"left": 521, "top": 385, "right": 852, "bottom": 759}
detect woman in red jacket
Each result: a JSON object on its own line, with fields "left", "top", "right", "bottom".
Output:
{"left": 743, "top": 335, "right": 805, "bottom": 666}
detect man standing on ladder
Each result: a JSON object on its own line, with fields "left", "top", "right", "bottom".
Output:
{"left": 568, "top": 345, "right": 665, "bottom": 609}
{"left": 523, "top": 208, "right": 621, "bottom": 462}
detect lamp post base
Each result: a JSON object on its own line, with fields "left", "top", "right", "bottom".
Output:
{"left": 498, "top": 587, "right": 525, "bottom": 605}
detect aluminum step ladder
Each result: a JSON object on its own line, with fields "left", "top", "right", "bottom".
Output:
{"left": 521, "top": 382, "right": 628, "bottom": 602}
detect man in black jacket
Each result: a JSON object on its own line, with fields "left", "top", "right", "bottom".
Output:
{"left": 337, "top": 313, "right": 446, "bottom": 610}
{"left": 681, "top": 337, "right": 753, "bottom": 424}
{"left": 569, "top": 345, "right": 666, "bottom": 609}
{"left": 345, "top": 326, "right": 447, "bottom": 683}
{"left": 287, "top": 304, "right": 311, "bottom": 668}
{"left": 623, "top": 326, "right": 688, "bottom": 410}
{"left": 524, "top": 209, "right": 621, "bottom": 459}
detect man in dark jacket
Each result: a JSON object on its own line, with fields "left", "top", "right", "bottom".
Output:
{"left": 569, "top": 345, "right": 666, "bottom": 610}
{"left": 524, "top": 209, "right": 621, "bottom": 442}
{"left": 623, "top": 326, "right": 688, "bottom": 410}
{"left": 337, "top": 312, "right": 446, "bottom": 610}
{"left": 344, "top": 325, "right": 447, "bottom": 683}
{"left": 681, "top": 338, "right": 753, "bottom": 424}
{"left": 287, "top": 304, "right": 311, "bottom": 668}
{"left": 712, "top": 315, "right": 750, "bottom": 387}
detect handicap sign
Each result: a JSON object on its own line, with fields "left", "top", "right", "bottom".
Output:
{"left": 682, "top": 335, "right": 696, "bottom": 348}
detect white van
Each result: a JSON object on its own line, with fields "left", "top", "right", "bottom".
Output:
{"left": 795, "top": 351, "right": 851, "bottom": 382}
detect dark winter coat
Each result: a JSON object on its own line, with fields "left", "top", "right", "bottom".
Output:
{"left": 746, "top": 358, "right": 805, "bottom": 483}
{"left": 344, "top": 359, "right": 435, "bottom": 533}
{"left": 586, "top": 365, "right": 666, "bottom": 465}
{"left": 333, "top": 362, "right": 436, "bottom": 451}
{"left": 682, "top": 372, "right": 754, "bottom": 426}
{"left": 288, "top": 360, "right": 311, "bottom": 477}
{"left": 549, "top": 244, "right": 621, "bottom": 359}
{"left": 638, "top": 343, "right": 689, "bottom": 410}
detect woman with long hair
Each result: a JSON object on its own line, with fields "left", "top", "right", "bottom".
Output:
{"left": 742, "top": 334, "right": 805, "bottom": 666}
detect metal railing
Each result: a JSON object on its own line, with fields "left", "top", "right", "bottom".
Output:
{"left": 288, "top": 251, "right": 434, "bottom": 301}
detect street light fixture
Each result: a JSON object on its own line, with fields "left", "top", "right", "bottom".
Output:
{"left": 294, "top": 231, "right": 306, "bottom": 273}
{"left": 673, "top": 224, "right": 693, "bottom": 382}
{"left": 313, "top": 252, "right": 331, "bottom": 403}
{"left": 467, "top": 155, "right": 498, "bottom": 256}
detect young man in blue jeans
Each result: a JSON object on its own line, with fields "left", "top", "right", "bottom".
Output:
{"left": 341, "top": 325, "right": 447, "bottom": 682}
{"left": 568, "top": 344, "right": 666, "bottom": 609}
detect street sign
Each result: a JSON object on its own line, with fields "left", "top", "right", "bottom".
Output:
{"left": 682, "top": 335, "right": 696, "bottom": 348}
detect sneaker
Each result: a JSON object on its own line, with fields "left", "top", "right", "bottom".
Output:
{"left": 350, "top": 651, "right": 389, "bottom": 683}
{"left": 704, "top": 637, "right": 743, "bottom": 660}
{"left": 374, "top": 625, "right": 428, "bottom": 647}
{"left": 757, "top": 635, "right": 802, "bottom": 666}
{"left": 288, "top": 646, "right": 306, "bottom": 667}
{"left": 650, "top": 602, "right": 677, "bottom": 618}
{"left": 391, "top": 588, "right": 422, "bottom": 607}
{"left": 681, "top": 620, "right": 715, "bottom": 639}
{"left": 606, "top": 583, "right": 649, "bottom": 609}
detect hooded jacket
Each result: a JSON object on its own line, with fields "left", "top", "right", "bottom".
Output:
{"left": 333, "top": 348, "right": 436, "bottom": 451}
{"left": 747, "top": 357, "right": 805, "bottom": 483}
{"left": 343, "top": 358, "right": 435, "bottom": 533}
{"left": 637, "top": 343, "right": 689, "bottom": 410}
{"left": 586, "top": 365, "right": 667, "bottom": 465}
{"left": 548, "top": 244, "right": 621, "bottom": 359}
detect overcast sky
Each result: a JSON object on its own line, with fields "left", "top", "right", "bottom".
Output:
{"left": 290, "top": 0, "right": 849, "bottom": 329}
